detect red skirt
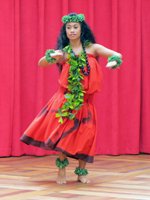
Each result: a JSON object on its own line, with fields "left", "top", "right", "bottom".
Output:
{"left": 20, "top": 87, "right": 97, "bottom": 163}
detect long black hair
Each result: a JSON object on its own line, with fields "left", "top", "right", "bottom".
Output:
{"left": 56, "top": 13, "right": 96, "bottom": 71}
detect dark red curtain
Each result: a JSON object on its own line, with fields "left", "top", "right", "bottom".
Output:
{"left": 0, "top": 0, "right": 150, "bottom": 156}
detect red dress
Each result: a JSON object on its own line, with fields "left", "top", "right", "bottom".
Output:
{"left": 20, "top": 54, "right": 102, "bottom": 163}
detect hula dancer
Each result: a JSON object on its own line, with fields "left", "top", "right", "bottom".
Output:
{"left": 20, "top": 13, "right": 122, "bottom": 184}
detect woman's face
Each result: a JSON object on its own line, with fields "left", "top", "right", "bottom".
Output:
{"left": 65, "top": 22, "right": 81, "bottom": 41}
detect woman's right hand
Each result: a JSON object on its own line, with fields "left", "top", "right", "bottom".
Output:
{"left": 38, "top": 50, "right": 65, "bottom": 67}
{"left": 50, "top": 50, "right": 64, "bottom": 61}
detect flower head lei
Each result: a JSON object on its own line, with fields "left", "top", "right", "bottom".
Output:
{"left": 62, "top": 13, "right": 85, "bottom": 24}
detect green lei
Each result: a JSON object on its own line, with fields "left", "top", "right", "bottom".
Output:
{"left": 55, "top": 43, "right": 89, "bottom": 124}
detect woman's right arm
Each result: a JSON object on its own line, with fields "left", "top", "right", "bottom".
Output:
{"left": 38, "top": 56, "right": 49, "bottom": 67}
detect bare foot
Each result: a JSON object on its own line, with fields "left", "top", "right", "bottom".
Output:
{"left": 56, "top": 168, "right": 66, "bottom": 184}
{"left": 78, "top": 175, "right": 90, "bottom": 183}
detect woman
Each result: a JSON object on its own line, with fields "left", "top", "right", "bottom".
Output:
{"left": 20, "top": 13, "right": 122, "bottom": 184}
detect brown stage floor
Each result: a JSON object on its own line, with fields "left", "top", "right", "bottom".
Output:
{"left": 0, "top": 154, "right": 150, "bottom": 200}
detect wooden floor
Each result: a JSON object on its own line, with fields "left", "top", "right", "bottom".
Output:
{"left": 0, "top": 154, "right": 150, "bottom": 200}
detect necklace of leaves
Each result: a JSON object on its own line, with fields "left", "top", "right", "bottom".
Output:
{"left": 55, "top": 42, "right": 91, "bottom": 124}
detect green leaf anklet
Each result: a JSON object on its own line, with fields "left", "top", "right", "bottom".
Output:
{"left": 56, "top": 158, "right": 69, "bottom": 169}
{"left": 74, "top": 167, "right": 88, "bottom": 176}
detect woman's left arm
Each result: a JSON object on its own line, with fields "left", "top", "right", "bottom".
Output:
{"left": 93, "top": 43, "right": 123, "bottom": 68}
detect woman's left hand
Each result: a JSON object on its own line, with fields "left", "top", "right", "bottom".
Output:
{"left": 106, "top": 61, "right": 117, "bottom": 68}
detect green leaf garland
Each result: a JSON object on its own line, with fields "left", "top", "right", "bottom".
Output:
{"left": 56, "top": 44, "right": 86, "bottom": 124}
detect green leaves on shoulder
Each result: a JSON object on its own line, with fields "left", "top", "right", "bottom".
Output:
{"left": 84, "top": 40, "right": 92, "bottom": 47}
{"left": 63, "top": 45, "right": 71, "bottom": 53}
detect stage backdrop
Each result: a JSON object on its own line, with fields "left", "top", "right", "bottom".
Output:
{"left": 0, "top": 0, "right": 150, "bottom": 156}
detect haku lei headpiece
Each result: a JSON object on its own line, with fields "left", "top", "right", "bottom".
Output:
{"left": 62, "top": 14, "right": 85, "bottom": 24}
